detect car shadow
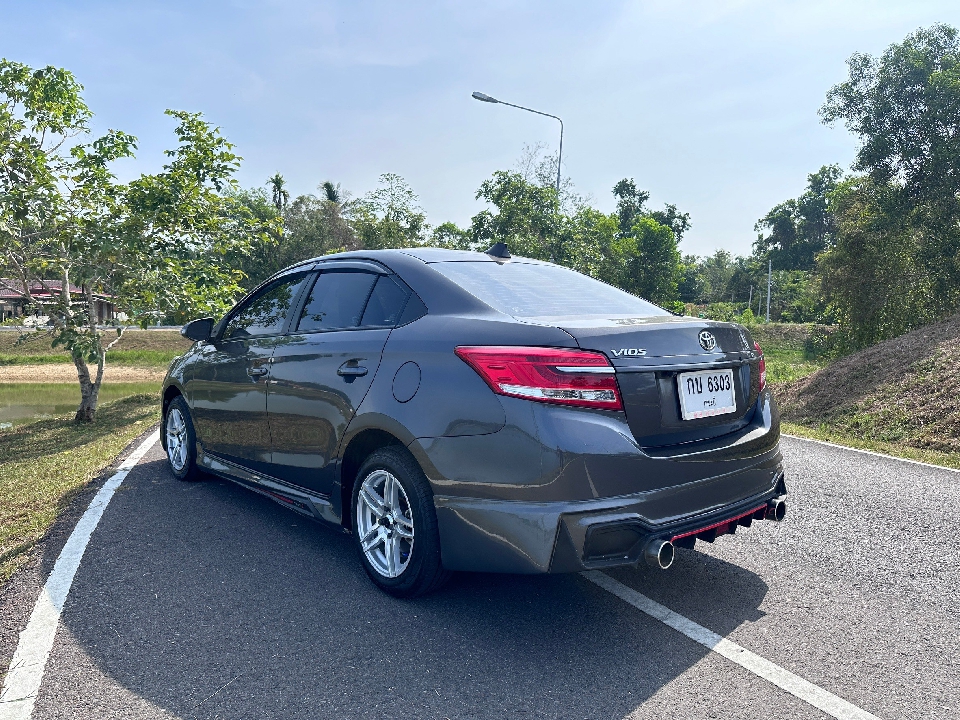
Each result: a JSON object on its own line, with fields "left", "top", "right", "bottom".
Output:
{"left": 40, "top": 455, "right": 771, "bottom": 719}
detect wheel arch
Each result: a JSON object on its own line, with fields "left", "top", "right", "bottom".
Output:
{"left": 160, "top": 384, "right": 184, "bottom": 449}
{"left": 338, "top": 427, "right": 412, "bottom": 528}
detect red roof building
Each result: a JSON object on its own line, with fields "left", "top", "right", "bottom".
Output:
{"left": 0, "top": 280, "right": 117, "bottom": 322}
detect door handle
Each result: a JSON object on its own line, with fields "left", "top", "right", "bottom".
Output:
{"left": 337, "top": 363, "right": 368, "bottom": 377}
{"left": 247, "top": 366, "right": 269, "bottom": 377}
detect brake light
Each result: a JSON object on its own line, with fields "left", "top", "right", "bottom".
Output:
{"left": 455, "top": 346, "right": 623, "bottom": 410}
{"left": 755, "top": 341, "right": 766, "bottom": 391}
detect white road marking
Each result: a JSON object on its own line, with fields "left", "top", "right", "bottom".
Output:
{"left": 582, "top": 571, "right": 881, "bottom": 720}
{"left": 0, "top": 430, "right": 160, "bottom": 720}
{"left": 783, "top": 433, "right": 960, "bottom": 474}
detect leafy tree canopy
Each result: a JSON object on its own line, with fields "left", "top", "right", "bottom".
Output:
{"left": 0, "top": 59, "right": 264, "bottom": 420}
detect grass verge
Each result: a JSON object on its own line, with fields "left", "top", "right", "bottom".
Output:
{"left": 0, "top": 349, "right": 180, "bottom": 367}
{"left": 781, "top": 421, "right": 960, "bottom": 471}
{"left": 0, "top": 394, "right": 160, "bottom": 584}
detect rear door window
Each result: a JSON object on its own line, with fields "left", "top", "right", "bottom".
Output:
{"left": 360, "top": 275, "right": 410, "bottom": 327}
{"left": 296, "top": 271, "right": 378, "bottom": 332}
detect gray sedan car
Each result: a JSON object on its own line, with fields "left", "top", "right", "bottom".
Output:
{"left": 161, "top": 246, "right": 786, "bottom": 596}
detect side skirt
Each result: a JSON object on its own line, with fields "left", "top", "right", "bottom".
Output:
{"left": 198, "top": 451, "right": 343, "bottom": 528}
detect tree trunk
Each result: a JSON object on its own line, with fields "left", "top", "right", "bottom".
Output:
{"left": 73, "top": 284, "right": 107, "bottom": 423}
{"left": 73, "top": 353, "right": 100, "bottom": 422}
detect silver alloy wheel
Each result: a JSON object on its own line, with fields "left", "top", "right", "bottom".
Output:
{"left": 165, "top": 407, "right": 188, "bottom": 472}
{"left": 356, "top": 469, "right": 415, "bottom": 578}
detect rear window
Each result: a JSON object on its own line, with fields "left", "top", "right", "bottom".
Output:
{"left": 430, "top": 261, "right": 670, "bottom": 320}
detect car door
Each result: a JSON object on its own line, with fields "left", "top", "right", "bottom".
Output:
{"left": 266, "top": 266, "right": 413, "bottom": 496}
{"left": 189, "top": 271, "right": 310, "bottom": 473}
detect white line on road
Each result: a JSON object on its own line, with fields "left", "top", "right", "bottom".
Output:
{"left": 783, "top": 433, "right": 960, "bottom": 474}
{"left": 582, "top": 571, "right": 881, "bottom": 720}
{"left": 0, "top": 430, "right": 160, "bottom": 720}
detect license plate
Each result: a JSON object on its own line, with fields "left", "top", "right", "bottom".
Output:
{"left": 677, "top": 369, "right": 736, "bottom": 420}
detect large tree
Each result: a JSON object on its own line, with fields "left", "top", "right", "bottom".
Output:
{"left": 819, "top": 24, "right": 960, "bottom": 342}
{"left": 754, "top": 164, "right": 841, "bottom": 271}
{"left": 0, "top": 60, "right": 264, "bottom": 421}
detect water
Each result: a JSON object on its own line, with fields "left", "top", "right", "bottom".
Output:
{"left": 0, "top": 383, "right": 159, "bottom": 428}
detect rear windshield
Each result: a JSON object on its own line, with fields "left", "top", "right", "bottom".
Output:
{"left": 431, "top": 261, "right": 671, "bottom": 320}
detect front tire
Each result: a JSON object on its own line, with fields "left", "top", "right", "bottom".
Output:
{"left": 352, "top": 447, "right": 450, "bottom": 597}
{"left": 164, "top": 396, "right": 201, "bottom": 482}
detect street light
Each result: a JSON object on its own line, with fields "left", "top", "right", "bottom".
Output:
{"left": 471, "top": 91, "right": 564, "bottom": 192}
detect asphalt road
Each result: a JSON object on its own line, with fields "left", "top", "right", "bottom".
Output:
{"left": 1, "top": 435, "right": 957, "bottom": 719}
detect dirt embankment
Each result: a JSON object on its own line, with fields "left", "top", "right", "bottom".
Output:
{"left": 777, "top": 314, "right": 960, "bottom": 453}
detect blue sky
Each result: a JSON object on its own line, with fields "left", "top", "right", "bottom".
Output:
{"left": 2, "top": 1, "right": 957, "bottom": 255}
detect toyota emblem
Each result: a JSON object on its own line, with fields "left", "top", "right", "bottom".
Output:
{"left": 698, "top": 330, "right": 717, "bottom": 351}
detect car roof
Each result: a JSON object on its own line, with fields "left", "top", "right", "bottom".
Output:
{"left": 298, "top": 247, "right": 553, "bottom": 266}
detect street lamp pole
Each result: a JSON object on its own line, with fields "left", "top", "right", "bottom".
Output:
{"left": 471, "top": 92, "right": 563, "bottom": 193}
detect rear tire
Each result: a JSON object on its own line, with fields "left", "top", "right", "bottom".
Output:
{"left": 164, "top": 396, "right": 201, "bottom": 482}
{"left": 351, "top": 447, "right": 451, "bottom": 598}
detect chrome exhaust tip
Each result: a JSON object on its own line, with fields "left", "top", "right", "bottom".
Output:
{"left": 766, "top": 497, "right": 786, "bottom": 522}
{"left": 643, "top": 539, "right": 675, "bottom": 570}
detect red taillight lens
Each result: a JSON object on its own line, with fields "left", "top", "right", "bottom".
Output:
{"left": 755, "top": 341, "right": 766, "bottom": 391}
{"left": 455, "top": 346, "right": 623, "bottom": 410}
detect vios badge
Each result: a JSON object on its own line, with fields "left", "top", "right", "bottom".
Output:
{"left": 611, "top": 348, "right": 647, "bottom": 357}
{"left": 698, "top": 330, "right": 717, "bottom": 351}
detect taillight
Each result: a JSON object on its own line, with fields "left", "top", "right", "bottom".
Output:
{"left": 455, "top": 346, "right": 623, "bottom": 411}
{"left": 755, "top": 341, "right": 766, "bottom": 391}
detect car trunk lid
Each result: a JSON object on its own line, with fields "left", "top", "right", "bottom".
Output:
{"left": 551, "top": 316, "right": 762, "bottom": 448}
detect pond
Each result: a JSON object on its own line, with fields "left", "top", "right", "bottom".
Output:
{"left": 0, "top": 383, "right": 159, "bottom": 429}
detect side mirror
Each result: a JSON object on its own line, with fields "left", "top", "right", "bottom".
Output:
{"left": 181, "top": 317, "right": 214, "bottom": 342}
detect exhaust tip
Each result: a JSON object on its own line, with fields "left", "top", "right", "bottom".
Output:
{"left": 766, "top": 497, "right": 786, "bottom": 522}
{"left": 643, "top": 539, "right": 675, "bottom": 570}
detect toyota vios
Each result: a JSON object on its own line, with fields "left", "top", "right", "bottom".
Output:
{"left": 161, "top": 246, "right": 786, "bottom": 597}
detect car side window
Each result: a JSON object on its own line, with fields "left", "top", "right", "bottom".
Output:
{"left": 360, "top": 275, "right": 410, "bottom": 327}
{"left": 297, "top": 270, "right": 378, "bottom": 332}
{"left": 222, "top": 273, "right": 309, "bottom": 340}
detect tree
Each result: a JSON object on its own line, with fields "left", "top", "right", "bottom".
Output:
{"left": 601, "top": 217, "right": 681, "bottom": 307}
{"left": 470, "top": 171, "right": 564, "bottom": 261}
{"left": 431, "top": 221, "right": 474, "bottom": 250}
{"left": 0, "top": 60, "right": 264, "bottom": 421}
{"left": 818, "top": 24, "right": 960, "bottom": 343}
{"left": 650, "top": 203, "right": 691, "bottom": 242}
{"left": 268, "top": 172, "right": 288, "bottom": 214}
{"left": 351, "top": 173, "right": 428, "bottom": 249}
{"left": 754, "top": 164, "right": 841, "bottom": 270}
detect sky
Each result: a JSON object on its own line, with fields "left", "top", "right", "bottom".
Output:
{"left": 2, "top": 0, "right": 958, "bottom": 256}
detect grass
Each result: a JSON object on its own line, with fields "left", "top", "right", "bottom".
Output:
{"left": 0, "top": 329, "right": 191, "bottom": 368}
{"left": 0, "top": 349, "right": 179, "bottom": 367}
{"left": 781, "top": 421, "right": 960, "bottom": 471}
{"left": 0, "top": 394, "right": 159, "bottom": 584}
{"left": 763, "top": 344, "right": 828, "bottom": 386}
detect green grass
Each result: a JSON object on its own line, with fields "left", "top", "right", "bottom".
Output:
{"left": 763, "top": 344, "right": 828, "bottom": 386}
{"left": 0, "top": 394, "right": 160, "bottom": 584}
{"left": 781, "top": 421, "right": 960, "bottom": 471}
{"left": 0, "top": 349, "right": 179, "bottom": 367}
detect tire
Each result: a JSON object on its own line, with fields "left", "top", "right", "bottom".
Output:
{"left": 351, "top": 446, "right": 451, "bottom": 598}
{"left": 164, "top": 396, "right": 201, "bottom": 482}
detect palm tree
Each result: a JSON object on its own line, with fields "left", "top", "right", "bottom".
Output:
{"left": 268, "top": 173, "right": 289, "bottom": 214}
{"left": 322, "top": 181, "right": 341, "bottom": 204}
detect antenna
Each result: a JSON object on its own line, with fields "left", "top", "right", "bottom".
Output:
{"left": 485, "top": 242, "right": 511, "bottom": 259}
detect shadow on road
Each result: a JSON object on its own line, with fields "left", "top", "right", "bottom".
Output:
{"left": 39, "top": 454, "right": 770, "bottom": 719}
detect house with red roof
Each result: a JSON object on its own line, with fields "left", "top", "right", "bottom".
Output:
{"left": 0, "top": 280, "right": 117, "bottom": 323}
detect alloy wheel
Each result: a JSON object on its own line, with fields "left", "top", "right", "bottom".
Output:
{"left": 165, "top": 407, "right": 188, "bottom": 472}
{"left": 356, "top": 469, "right": 415, "bottom": 578}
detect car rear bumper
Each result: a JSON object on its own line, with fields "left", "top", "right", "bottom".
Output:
{"left": 411, "top": 388, "right": 784, "bottom": 574}
{"left": 432, "top": 450, "right": 785, "bottom": 573}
